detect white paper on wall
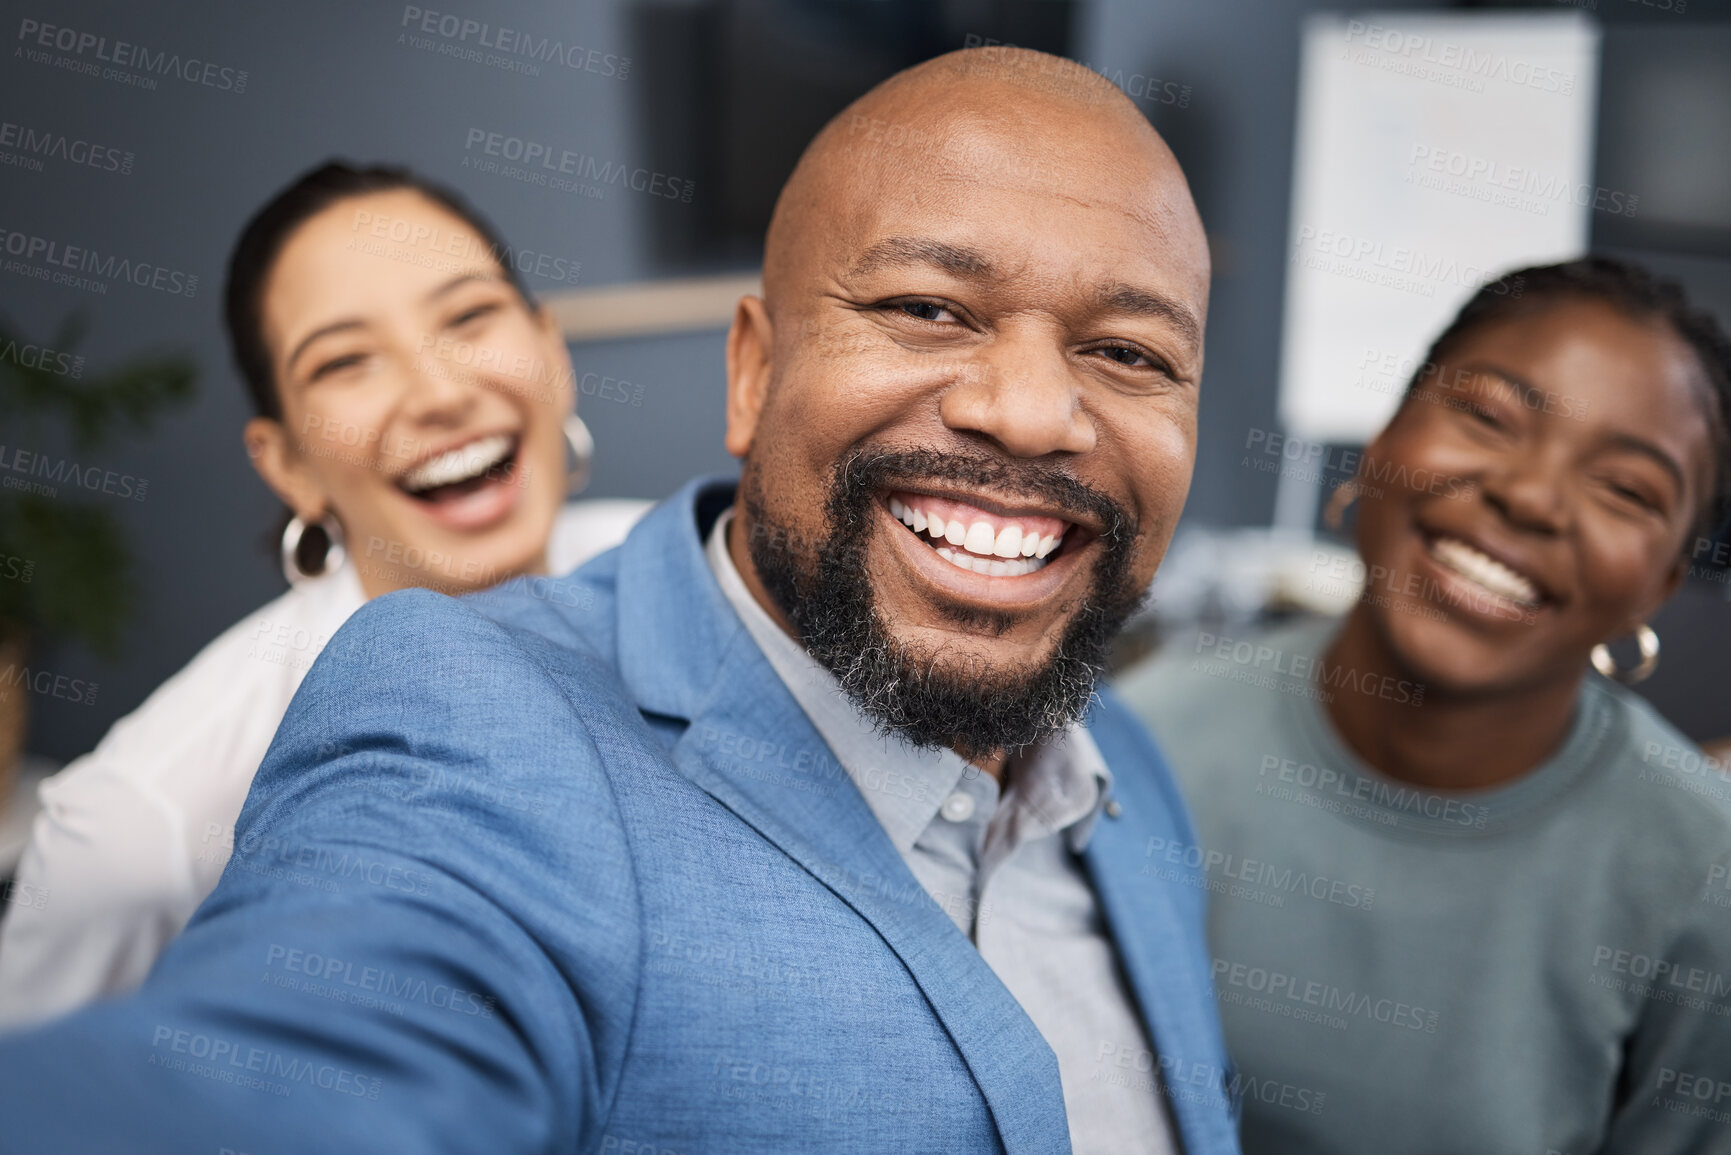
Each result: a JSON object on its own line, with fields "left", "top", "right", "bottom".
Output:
{"left": 1277, "top": 11, "right": 1600, "bottom": 456}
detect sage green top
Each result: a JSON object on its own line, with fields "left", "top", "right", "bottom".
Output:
{"left": 1116, "top": 616, "right": 1731, "bottom": 1155}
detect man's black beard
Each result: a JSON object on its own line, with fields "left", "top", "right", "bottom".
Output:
{"left": 742, "top": 447, "right": 1146, "bottom": 760}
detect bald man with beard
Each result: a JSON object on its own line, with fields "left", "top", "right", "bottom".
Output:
{"left": 0, "top": 48, "right": 1236, "bottom": 1155}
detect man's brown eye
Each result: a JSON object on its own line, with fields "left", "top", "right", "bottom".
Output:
{"left": 901, "top": 301, "right": 945, "bottom": 322}
{"left": 1100, "top": 346, "right": 1146, "bottom": 367}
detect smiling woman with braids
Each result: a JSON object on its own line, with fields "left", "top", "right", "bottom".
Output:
{"left": 0, "top": 162, "right": 646, "bottom": 1027}
{"left": 1118, "top": 257, "right": 1731, "bottom": 1154}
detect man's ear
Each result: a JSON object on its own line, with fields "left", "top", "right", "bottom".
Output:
{"left": 724, "top": 295, "right": 774, "bottom": 458}
{"left": 243, "top": 416, "right": 329, "bottom": 521}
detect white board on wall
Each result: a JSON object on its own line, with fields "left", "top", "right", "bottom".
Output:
{"left": 1277, "top": 11, "right": 1600, "bottom": 452}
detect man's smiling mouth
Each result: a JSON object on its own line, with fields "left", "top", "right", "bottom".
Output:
{"left": 886, "top": 491, "right": 1074, "bottom": 578}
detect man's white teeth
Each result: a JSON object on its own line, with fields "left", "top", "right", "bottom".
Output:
{"left": 401, "top": 433, "right": 513, "bottom": 492}
{"left": 887, "top": 496, "right": 1064, "bottom": 571}
{"left": 1429, "top": 536, "right": 1540, "bottom": 605}
{"left": 936, "top": 547, "right": 1048, "bottom": 577}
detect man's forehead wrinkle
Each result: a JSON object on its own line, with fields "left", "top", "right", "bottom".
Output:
{"left": 847, "top": 236, "right": 997, "bottom": 281}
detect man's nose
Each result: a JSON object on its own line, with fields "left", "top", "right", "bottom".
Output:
{"left": 937, "top": 340, "right": 1096, "bottom": 458}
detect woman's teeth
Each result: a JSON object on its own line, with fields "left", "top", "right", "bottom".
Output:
{"left": 1428, "top": 536, "right": 1540, "bottom": 605}
{"left": 888, "top": 495, "right": 1065, "bottom": 577}
{"left": 399, "top": 433, "right": 515, "bottom": 494}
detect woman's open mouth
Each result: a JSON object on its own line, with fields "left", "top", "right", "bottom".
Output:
{"left": 1421, "top": 532, "right": 1547, "bottom": 614}
{"left": 395, "top": 432, "right": 524, "bottom": 530}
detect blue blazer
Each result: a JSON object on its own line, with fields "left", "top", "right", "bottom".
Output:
{"left": 0, "top": 478, "right": 1237, "bottom": 1154}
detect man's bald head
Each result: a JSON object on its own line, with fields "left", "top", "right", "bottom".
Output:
{"left": 763, "top": 46, "right": 1208, "bottom": 322}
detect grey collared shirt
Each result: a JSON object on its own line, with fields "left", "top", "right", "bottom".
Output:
{"left": 707, "top": 510, "right": 1176, "bottom": 1155}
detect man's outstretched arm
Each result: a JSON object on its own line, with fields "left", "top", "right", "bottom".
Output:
{"left": 0, "top": 589, "right": 639, "bottom": 1155}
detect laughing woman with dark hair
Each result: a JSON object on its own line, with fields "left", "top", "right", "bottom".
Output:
{"left": 1118, "top": 257, "right": 1731, "bottom": 1154}
{"left": 0, "top": 162, "right": 647, "bottom": 1026}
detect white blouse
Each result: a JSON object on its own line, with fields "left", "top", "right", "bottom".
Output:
{"left": 0, "top": 499, "right": 648, "bottom": 1028}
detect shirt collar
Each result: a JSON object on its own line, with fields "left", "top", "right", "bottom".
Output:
{"left": 704, "top": 507, "right": 1112, "bottom": 854}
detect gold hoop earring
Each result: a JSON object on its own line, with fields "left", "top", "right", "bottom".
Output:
{"left": 1324, "top": 481, "right": 1358, "bottom": 532}
{"left": 1591, "top": 623, "right": 1660, "bottom": 685}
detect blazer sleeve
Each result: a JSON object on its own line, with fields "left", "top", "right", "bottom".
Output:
{"left": 0, "top": 589, "right": 638, "bottom": 1155}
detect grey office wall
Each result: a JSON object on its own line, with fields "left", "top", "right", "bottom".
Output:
{"left": 8, "top": 0, "right": 1729, "bottom": 761}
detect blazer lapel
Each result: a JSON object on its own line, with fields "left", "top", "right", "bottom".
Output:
{"left": 1086, "top": 713, "right": 1239, "bottom": 1155}
{"left": 610, "top": 479, "right": 1072, "bottom": 1154}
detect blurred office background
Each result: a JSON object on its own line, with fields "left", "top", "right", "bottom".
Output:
{"left": 2, "top": 0, "right": 1728, "bottom": 833}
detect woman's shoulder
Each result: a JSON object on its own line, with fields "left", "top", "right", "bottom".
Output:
{"left": 63, "top": 572, "right": 364, "bottom": 800}
{"left": 548, "top": 498, "right": 654, "bottom": 574}
{"left": 1114, "top": 616, "right": 1335, "bottom": 731}
{"left": 1584, "top": 678, "right": 1731, "bottom": 835}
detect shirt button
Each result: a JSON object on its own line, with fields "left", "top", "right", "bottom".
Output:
{"left": 940, "top": 792, "right": 976, "bottom": 823}
{"left": 1105, "top": 800, "right": 1123, "bottom": 819}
